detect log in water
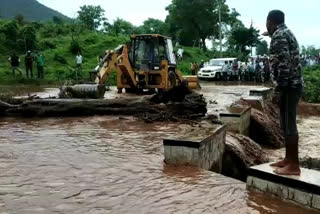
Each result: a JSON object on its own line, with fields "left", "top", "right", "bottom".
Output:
{"left": 0, "top": 92, "right": 207, "bottom": 122}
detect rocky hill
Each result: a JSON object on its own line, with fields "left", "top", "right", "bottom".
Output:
{"left": 0, "top": 0, "right": 69, "bottom": 22}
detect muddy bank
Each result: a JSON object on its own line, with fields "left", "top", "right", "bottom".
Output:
{"left": 234, "top": 98, "right": 284, "bottom": 148}
{"left": 298, "top": 102, "right": 320, "bottom": 116}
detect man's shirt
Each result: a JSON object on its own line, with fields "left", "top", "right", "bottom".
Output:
{"left": 270, "top": 24, "right": 303, "bottom": 88}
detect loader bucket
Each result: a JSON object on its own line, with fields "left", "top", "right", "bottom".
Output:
{"left": 183, "top": 75, "right": 199, "bottom": 89}
{"left": 59, "top": 84, "right": 106, "bottom": 99}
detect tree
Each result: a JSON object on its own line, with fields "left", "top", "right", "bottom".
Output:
{"left": 106, "top": 18, "right": 135, "bottom": 36}
{"left": 53, "top": 16, "right": 64, "bottom": 25}
{"left": 247, "top": 25, "right": 260, "bottom": 53}
{"left": 256, "top": 40, "right": 269, "bottom": 56}
{"left": 166, "top": 0, "right": 240, "bottom": 51}
{"left": 69, "top": 19, "right": 82, "bottom": 54}
{"left": 166, "top": 0, "right": 217, "bottom": 51}
{"left": 77, "top": 5, "right": 106, "bottom": 30}
{"left": 140, "top": 18, "right": 168, "bottom": 35}
{"left": 21, "top": 25, "right": 37, "bottom": 51}
{"left": 227, "top": 23, "right": 260, "bottom": 57}
{"left": 305, "top": 46, "right": 318, "bottom": 57}
{"left": 14, "top": 14, "right": 26, "bottom": 26}
{"left": 0, "top": 21, "right": 19, "bottom": 48}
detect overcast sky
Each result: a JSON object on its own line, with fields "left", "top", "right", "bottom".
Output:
{"left": 38, "top": 0, "right": 320, "bottom": 48}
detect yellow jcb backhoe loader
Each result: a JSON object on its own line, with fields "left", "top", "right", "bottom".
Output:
{"left": 60, "top": 34, "right": 198, "bottom": 98}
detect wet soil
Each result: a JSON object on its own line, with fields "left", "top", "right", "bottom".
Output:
{"left": 0, "top": 82, "right": 319, "bottom": 213}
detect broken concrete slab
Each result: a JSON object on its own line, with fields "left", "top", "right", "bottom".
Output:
{"left": 247, "top": 163, "right": 320, "bottom": 211}
{"left": 219, "top": 106, "right": 251, "bottom": 136}
{"left": 242, "top": 96, "right": 264, "bottom": 112}
{"left": 163, "top": 125, "right": 226, "bottom": 173}
{"left": 249, "top": 88, "right": 272, "bottom": 100}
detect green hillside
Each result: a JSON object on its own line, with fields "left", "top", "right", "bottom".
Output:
{"left": 0, "top": 0, "right": 69, "bottom": 22}
{"left": 0, "top": 25, "right": 214, "bottom": 85}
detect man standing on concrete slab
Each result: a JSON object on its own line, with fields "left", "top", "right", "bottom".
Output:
{"left": 267, "top": 10, "right": 303, "bottom": 175}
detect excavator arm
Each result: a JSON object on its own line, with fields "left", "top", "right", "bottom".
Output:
{"left": 95, "top": 45, "right": 124, "bottom": 85}
{"left": 94, "top": 45, "right": 138, "bottom": 89}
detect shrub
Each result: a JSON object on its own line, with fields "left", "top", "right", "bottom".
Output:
{"left": 39, "top": 40, "right": 56, "bottom": 49}
{"left": 69, "top": 40, "right": 82, "bottom": 54}
{"left": 303, "top": 65, "right": 320, "bottom": 103}
{"left": 84, "top": 34, "right": 99, "bottom": 44}
{"left": 53, "top": 53, "right": 67, "bottom": 64}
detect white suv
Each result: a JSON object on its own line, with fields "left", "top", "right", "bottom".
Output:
{"left": 198, "top": 58, "right": 236, "bottom": 80}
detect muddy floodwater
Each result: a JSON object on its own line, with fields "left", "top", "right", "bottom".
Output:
{"left": 0, "top": 82, "right": 319, "bottom": 214}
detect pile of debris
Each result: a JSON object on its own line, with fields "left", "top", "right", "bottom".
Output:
{"left": 234, "top": 98, "right": 284, "bottom": 148}
{"left": 222, "top": 132, "right": 269, "bottom": 181}
{"left": 0, "top": 86, "right": 207, "bottom": 122}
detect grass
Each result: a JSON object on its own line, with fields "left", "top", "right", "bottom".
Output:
{"left": 0, "top": 31, "right": 128, "bottom": 86}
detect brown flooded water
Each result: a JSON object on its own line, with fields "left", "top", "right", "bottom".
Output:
{"left": 0, "top": 85, "right": 47, "bottom": 97}
{"left": 268, "top": 116, "right": 320, "bottom": 162}
{"left": 0, "top": 83, "right": 319, "bottom": 214}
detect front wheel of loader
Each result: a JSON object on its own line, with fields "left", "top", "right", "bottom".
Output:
{"left": 168, "top": 71, "right": 177, "bottom": 89}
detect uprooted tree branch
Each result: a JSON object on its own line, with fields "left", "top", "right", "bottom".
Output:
{"left": 0, "top": 89, "right": 207, "bottom": 123}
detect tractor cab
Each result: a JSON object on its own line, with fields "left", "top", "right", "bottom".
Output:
{"left": 129, "top": 34, "right": 176, "bottom": 71}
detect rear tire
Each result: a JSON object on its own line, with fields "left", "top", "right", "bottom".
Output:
{"left": 168, "top": 71, "right": 177, "bottom": 89}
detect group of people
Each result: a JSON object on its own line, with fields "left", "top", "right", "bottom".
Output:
{"left": 301, "top": 55, "right": 320, "bottom": 67}
{"left": 8, "top": 51, "right": 44, "bottom": 79}
{"left": 7, "top": 51, "right": 84, "bottom": 80}
{"left": 240, "top": 57, "right": 271, "bottom": 82}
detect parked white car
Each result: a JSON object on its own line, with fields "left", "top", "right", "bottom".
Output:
{"left": 198, "top": 58, "right": 236, "bottom": 80}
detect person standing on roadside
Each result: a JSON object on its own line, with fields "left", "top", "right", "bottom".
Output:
{"left": 25, "top": 51, "right": 33, "bottom": 78}
{"left": 190, "top": 62, "right": 196, "bottom": 75}
{"left": 267, "top": 10, "right": 303, "bottom": 175}
{"left": 76, "top": 52, "right": 83, "bottom": 69}
{"left": 200, "top": 60, "right": 205, "bottom": 69}
{"left": 36, "top": 52, "right": 45, "bottom": 79}
{"left": 75, "top": 52, "right": 83, "bottom": 80}
{"left": 8, "top": 53, "right": 22, "bottom": 77}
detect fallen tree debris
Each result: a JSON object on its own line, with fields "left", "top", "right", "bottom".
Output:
{"left": 235, "top": 98, "right": 284, "bottom": 148}
{"left": 0, "top": 91, "right": 207, "bottom": 122}
{"left": 222, "top": 132, "right": 269, "bottom": 181}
